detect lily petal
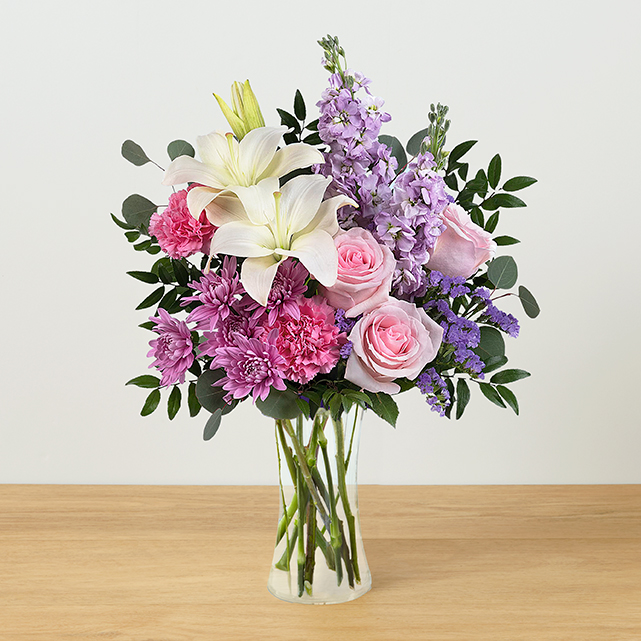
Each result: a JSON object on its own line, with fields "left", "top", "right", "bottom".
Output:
{"left": 282, "top": 229, "right": 337, "bottom": 287}
{"left": 260, "top": 143, "right": 325, "bottom": 180}
{"left": 203, "top": 195, "right": 249, "bottom": 226}
{"left": 210, "top": 221, "right": 276, "bottom": 257}
{"left": 162, "top": 156, "right": 227, "bottom": 189}
{"left": 238, "top": 126, "right": 287, "bottom": 183}
{"left": 241, "top": 255, "right": 282, "bottom": 306}
{"left": 280, "top": 174, "right": 331, "bottom": 234}
{"left": 222, "top": 177, "right": 279, "bottom": 226}
{"left": 186, "top": 186, "right": 220, "bottom": 220}
{"left": 295, "top": 194, "right": 356, "bottom": 239}
{"left": 196, "top": 131, "right": 235, "bottom": 175}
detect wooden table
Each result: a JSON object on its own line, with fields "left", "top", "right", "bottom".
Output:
{"left": 1, "top": 485, "right": 640, "bottom": 640}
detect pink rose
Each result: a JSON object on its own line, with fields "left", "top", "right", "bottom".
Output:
{"left": 427, "top": 204, "right": 496, "bottom": 279}
{"left": 320, "top": 228, "right": 396, "bottom": 318}
{"left": 345, "top": 299, "right": 443, "bottom": 394}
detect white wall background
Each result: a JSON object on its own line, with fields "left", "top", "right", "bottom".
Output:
{"left": 1, "top": 0, "right": 639, "bottom": 485}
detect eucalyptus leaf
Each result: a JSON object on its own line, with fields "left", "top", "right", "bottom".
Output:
{"left": 196, "top": 369, "right": 235, "bottom": 414}
{"left": 126, "top": 375, "right": 160, "bottom": 389}
{"left": 474, "top": 326, "right": 506, "bottom": 362}
{"left": 518, "top": 285, "right": 541, "bottom": 318}
{"left": 203, "top": 409, "right": 223, "bottom": 441}
{"left": 122, "top": 194, "right": 158, "bottom": 230}
{"left": 490, "top": 369, "right": 531, "bottom": 385}
{"left": 256, "top": 388, "right": 301, "bottom": 419}
{"left": 488, "top": 154, "right": 502, "bottom": 189}
{"left": 497, "top": 385, "right": 519, "bottom": 415}
{"left": 167, "top": 139, "right": 195, "bottom": 161}
{"left": 406, "top": 128, "right": 428, "bottom": 156}
{"left": 502, "top": 176, "right": 537, "bottom": 192}
{"left": 121, "top": 140, "right": 150, "bottom": 166}
{"left": 455, "top": 379, "right": 470, "bottom": 420}
{"left": 167, "top": 386, "right": 182, "bottom": 420}
{"left": 478, "top": 383, "right": 506, "bottom": 409}
{"left": 488, "top": 256, "right": 518, "bottom": 289}
{"left": 141, "top": 389, "right": 161, "bottom": 416}
{"left": 379, "top": 134, "right": 407, "bottom": 174}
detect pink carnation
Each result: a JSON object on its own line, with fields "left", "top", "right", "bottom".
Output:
{"left": 149, "top": 189, "right": 215, "bottom": 259}
{"left": 265, "top": 296, "right": 345, "bottom": 384}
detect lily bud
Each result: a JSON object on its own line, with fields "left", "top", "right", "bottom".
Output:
{"left": 214, "top": 80, "right": 265, "bottom": 141}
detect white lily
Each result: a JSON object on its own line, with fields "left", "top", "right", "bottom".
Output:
{"left": 209, "top": 174, "right": 356, "bottom": 306}
{"left": 161, "top": 126, "right": 324, "bottom": 224}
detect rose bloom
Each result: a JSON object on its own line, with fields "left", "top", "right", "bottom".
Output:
{"left": 149, "top": 189, "right": 215, "bottom": 259}
{"left": 427, "top": 204, "right": 496, "bottom": 279}
{"left": 345, "top": 299, "right": 443, "bottom": 394}
{"left": 320, "top": 228, "right": 396, "bottom": 318}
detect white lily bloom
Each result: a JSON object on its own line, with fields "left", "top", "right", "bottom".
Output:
{"left": 209, "top": 174, "right": 356, "bottom": 306}
{"left": 161, "top": 126, "right": 324, "bottom": 223}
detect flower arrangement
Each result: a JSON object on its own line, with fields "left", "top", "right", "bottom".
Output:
{"left": 113, "top": 35, "right": 539, "bottom": 603}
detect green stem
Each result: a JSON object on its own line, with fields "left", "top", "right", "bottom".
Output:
{"left": 333, "top": 414, "right": 361, "bottom": 583}
{"left": 275, "top": 424, "right": 292, "bottom": 570}
{"left": 275, "top": 492, "right": 298, "bottom": 545}
{"left": 320, "top": 435, "right": 343, "bottom": 586}
{"left": 304, "top": 496, "right": 316, "bottom": 594}
{"left": 315, "top": 526, "right": 335, "bottom": 571}
{"left": 275, "top": 526, "right": 298, "bottom": 571}
{"left": 281, "top": 419, "right": 332, "bottom": 533}
{"left": 296, "top": 458, "right": 306, "bottom": 597}
{"left": 344, "top": 406, "right": 360, "bottom": 470}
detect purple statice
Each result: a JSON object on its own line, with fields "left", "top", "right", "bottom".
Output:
{"left": 147, "top": 308, "right": 194, "bottom": 386}
{"left": 339, "top": 340, "right": 353, "bottom": 360}
{"left": 315, "top": 70, "right": 396, "bottom": 228}
{"left": 471, "top": 287, "right": 520, "bottom": 338}
{"left": 334, "top": 308, "right": 357, "bottom": 334}
{"left": 426, "top": 270, "right": 471, "bottom": 299}
{"left": 375, "top": 152, "right": 449, "bottom": 301}
{"left": 425, "top": 299, "right": 484, "bottom": 377}
{"left": 244, "top": 259, "right": 308, "bottom": 325}
{"left": 183, "top": 256, "right": 245, "bottom": 330}
{"left": 211, "top": 330, "right": 287, "bottom": 403}
{"left": 416, "top": 368, "right": 451, "bottom": 416}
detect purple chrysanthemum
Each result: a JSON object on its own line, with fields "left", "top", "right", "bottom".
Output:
{"left": 198, "top": 312, "right": 265, "bottom": 356}
{"left": 183, "top": 256, "right": 245, "bottom": 330}
{"left": 211, "top": 330, "right": 287, "bottom": 403}
{"left": 244, "top": 259, "right": 308, "bottom": 325}
{"left": 147, "top": 308, "right": 194, "bottom": 386}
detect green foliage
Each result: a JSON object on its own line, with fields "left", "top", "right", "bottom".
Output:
{"left": 478, "top": 383, "right": 506, "bottom": 408}
{"left": 196, "top": 370, "right": 236, "bottom": 415}
{"left": 494, "top": 235, "right": 520, "bottom": 246}
{"left": 188, "top": 382, "right": 201, "bottom": 417}
{"left": 203, "top": 409, "right": 223, "bottom": 441}
{"left": 406, "top": 128, "right": 428, "bottom": 156}
{"left": 167, "top": 386, "right": 181, "bottom": 420}
{"left": 126, "top": 375, "right": 160, "bottom": 389}
{"left": 111, "top": 213, "right": 134, "bottom": 230}
{"left": 365, "top": 392, "right": 399, "bottom": 428}
{"left": 256, "top": 388, "right": 301, "bottom": 419}
{"left": 490, "top": 369, "right": 531, "bottom": 385}
{"left": 135, "top": 286, "right": 165, "bottom": 310}
{"left": 481, "top": 193, "right": 526, "bottom": 210}
{"left": 497, "top": 385, "right": 519, "bottom": 414}
{"left": 167, "top": 140, "right": 195, "bottom": 161}
{"left": 487, "top": 256, "right": 518, "bottom": 289}
{"left": 141, "top": 389, "right": 161, "bottom": 416}
{"left": 455, "top": 379, "right": 470, "bottom": 420}
{"left": 474, "top": 326, "right": 506, "bottom": 362}
{"left": 502, "top": 176, "right": 537, "bottom": 192}
{"left": 294, "top": 89, "right": 306, "bottom": 121}
{"left": 487, "top": 154, "right": 501, "bottom": 189}
{"left": 482, "top": 355, "right": 508, "bottom": 374}
{"left": 121, "top": 140, "right": 151, "bottom": 166}
{"left": 447, "top": 140, "right": 477, "bottom": 166}
{"left": 518, "top": 286, "right": 541, "bottom": 318}
{"left": 485, "top": 212, "right": 500, "bottom": 234}
{"left": 379, "top": 135, "right": 407, "bottom": 175}
{"left": 127, "top": 270, "right": 159, "bottom": 284}
{"left": 122, "top": 194, "right": 158, "bottom": 231}
{"left": 277, "top": 108, "right": 301, "bottom": 134}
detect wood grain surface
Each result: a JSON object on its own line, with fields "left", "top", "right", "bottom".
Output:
{"left": 1, "top": 485, "right": 639, "bottom": 640}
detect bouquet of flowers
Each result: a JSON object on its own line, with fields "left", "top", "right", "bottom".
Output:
{"left": 113, "top": 35, "right": 538, "bottom": 603}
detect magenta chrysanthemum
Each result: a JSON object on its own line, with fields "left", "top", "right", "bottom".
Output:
{"left": 244, "top": 259, "right": 309, "bottom": 325}
{"left": 183, "top": 256, "right": 245, "bottom": 330}
{"left": 265, "top": 295, "right": 345, "bottom": 384}
{"left": 147, "top": 308, "right": 194, "bottom": 386}
{"left": 149, "top": 190, "right": 215, "bottom": 259}
{"left": 199, "top": 312, "right": 265, "bottom": 355}
{"left": 211, "top": 330, "right": 287, "bottom": 402}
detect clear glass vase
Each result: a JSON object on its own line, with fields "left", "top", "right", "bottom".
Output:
{"left": 267, "top": 405, "right": 371, "bottom": 604}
